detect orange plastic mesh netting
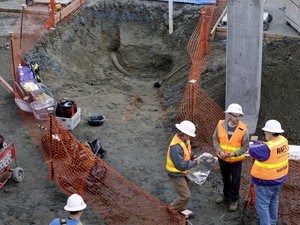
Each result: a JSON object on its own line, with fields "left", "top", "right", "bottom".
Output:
{"left": 10, "top": 1, "right": 186, "bottom": 224}
{"left": 8, "top": 0, "right": 300, "bottom": 224}
{"left": 176, "top": 4, "right": 300, "bottom": 225}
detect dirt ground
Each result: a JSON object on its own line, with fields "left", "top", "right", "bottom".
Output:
{"left": 0, "top": 0, "right": 300, "bottom": 224}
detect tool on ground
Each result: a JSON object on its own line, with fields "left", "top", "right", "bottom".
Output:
{"left": 153, "top": 59, "right": 191, "bottom": 88}
{"left": 84, "top": 138, "right": 106, "bottom": 159}
{"left": 0, "top": 142, "right": 25, "bottom": 188}
{"left": 241, "top": 182, "right": 254, "bottom": 225}
{"left": 241, "top": 135, "right": 257, "bottom": 224}
{"left": 0, "top": 75, "right": 14, "bottom": 94}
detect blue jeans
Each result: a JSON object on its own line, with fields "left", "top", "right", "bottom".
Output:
{"left": 255, "top": 184, "right": 283, "bottom": 225}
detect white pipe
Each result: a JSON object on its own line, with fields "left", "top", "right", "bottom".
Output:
{"left": 168, "top": 0, "right": 173, "bottom": 34}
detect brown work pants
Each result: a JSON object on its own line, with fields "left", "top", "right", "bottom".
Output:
{"left": 168, "top": 175, "right": 191, "bottom": 212}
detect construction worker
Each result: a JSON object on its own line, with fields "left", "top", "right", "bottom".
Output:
{"left": 49, "top": 193, "right": 87, "bottom": 225}
{"left": 213, "top": 103, "right": 249, "bottom": 211}
{"left": 249, "top": 120, "right": 288, "bottom": 225}
{"left": 166, "top": 120, "right": 200, "bottom": 218}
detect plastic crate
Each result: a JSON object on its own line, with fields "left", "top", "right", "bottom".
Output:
{"left": 30, "top": 99, "right": 57, "bottom": 120}
{"left": 20, "top": 80, "right": 40, "bottom": 96}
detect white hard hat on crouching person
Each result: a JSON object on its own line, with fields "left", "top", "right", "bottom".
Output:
{"left": 262, "top": 119, "right": 284, "bottom": 133}
{"left": 175, "top": 120, "right": 196, "bottom": 137}
{"left": 64, "top": 193, "right": 87, "bottom": 212}
{"left": 224, "top": 103, "right": 244, "bottom": 115}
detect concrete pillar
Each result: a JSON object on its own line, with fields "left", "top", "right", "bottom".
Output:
{"left": 226, "top": 0, "right": 264, "bottom": 134}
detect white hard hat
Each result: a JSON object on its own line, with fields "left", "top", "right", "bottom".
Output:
{"left": 64, "top": 194, "right": 87, "bottom": 212}
{"left": 225, "top": 103, "right": 244, "bottom": 115}
{"left": 175, "top": 120, "right": 196, "bottom": 137}
{"left": 262, "top": 120, "right": 284, "bottom": 133}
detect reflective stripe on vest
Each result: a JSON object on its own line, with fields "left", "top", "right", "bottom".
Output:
{"left": 251, "top": 135, "right": 289, "bottom": 180}
{"left": 60, "top": 218, "right": 83, "bottom": 225}
{"left": 254, "top": 159, "right": 288, "bottom": 169}
{"left": 60, "top": 219, "right": 66, "bottom": 225}
{"left": 217, "top": 120, "right": 247, "bottom": 162}
{"left": 166, "top": 134, "right": 191, "bottom": 174}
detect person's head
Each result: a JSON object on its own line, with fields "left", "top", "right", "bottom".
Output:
{"left": 262, "top": 119, "right": 284, "bottom": 141}
{"left": 225, "top": 103, "right": 244, "bottom": 126}
{"left": 64, "top": 193, "right": 87, "bottom": 216}
{"left": 175, "top": 120, "right": 196, "bottom": 141}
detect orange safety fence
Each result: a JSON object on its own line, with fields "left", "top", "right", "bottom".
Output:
{"left": 9, "top": 1, "right": 186, "bottom": 224}
{"left": 6, "top": 0, "right": 300, "bottom": 224}
{"left": 175, "top": 3, "right": 300, "bottom": 225}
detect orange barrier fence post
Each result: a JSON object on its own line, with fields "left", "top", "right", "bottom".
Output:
{"left": 48, "top": 0, "right": 55, "bottom": 29}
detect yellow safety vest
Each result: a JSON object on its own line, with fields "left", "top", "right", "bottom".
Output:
{"left": 166, "top": 134, "right": 191, "bottom": 174}
{"left": 251, "top": 135, "right": 289, "bottom": 180}
{"left": 216, "top": 120, "right": 247, "bottom": 163}
{"left": 60, "top": 218, "right": 83, "bottom": 225}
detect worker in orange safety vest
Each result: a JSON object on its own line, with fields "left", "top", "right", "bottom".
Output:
{"left": 249, "top": 120, "right": 288, "bottom": 225}
{"left": 213, "top": 103, "right": 249, "bottom": 212}
{"left": 166, "top": 120, "right": 200, "bottom": 219}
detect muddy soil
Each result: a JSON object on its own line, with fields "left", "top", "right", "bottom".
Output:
{"left": 0, "top": 0, "right": 299, "bottom": 224}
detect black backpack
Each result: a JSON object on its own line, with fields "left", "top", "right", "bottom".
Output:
{"left": 86, "top": 138, "right": 107, "bottom": 159}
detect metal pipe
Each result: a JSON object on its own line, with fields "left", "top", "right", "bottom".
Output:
{"left": 168, "top": 0, "right": 173, "bottom": 34}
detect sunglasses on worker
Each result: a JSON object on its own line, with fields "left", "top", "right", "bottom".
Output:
{"left": 229, "top": 113, "right": 242, "bottom": 118}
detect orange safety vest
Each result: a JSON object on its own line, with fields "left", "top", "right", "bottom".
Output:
{"left": 251, "top": 135, "right": 289, "bottom": 180}
{"left": 216, "top": 120, "right": 247, "bottom": 163}
{"left": 166, "top": 134, "right": 191, "bottom": 174}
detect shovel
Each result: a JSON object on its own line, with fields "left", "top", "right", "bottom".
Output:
{"left": 153, "top": 59, "right": 191, "bottom": 88}
{"left": 241, "top": 183, "right": 254, "bottom": 225}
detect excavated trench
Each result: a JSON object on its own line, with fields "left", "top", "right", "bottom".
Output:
{"left": 1, "top": 0, "right": 300, "bottom": 224}
{"left": 24, "top": 1, "right": 203, "bottom": 131}
{"left": 27, "top": 2, "right": 199, "bottom": 80}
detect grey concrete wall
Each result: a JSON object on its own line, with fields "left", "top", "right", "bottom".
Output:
{"left": 226, "top": 0, "right": 264, "bottom": 134}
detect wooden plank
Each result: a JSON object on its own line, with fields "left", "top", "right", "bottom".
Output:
{"left": 0, "top": 8, "right": 21, "bottom": 13}
{"left": 54, "top": 0, "right": 86, "bottom": 24}
{"left": 217, "top": 0, "right": 227, "bottom": 6}
{"left": 210, "top": 5, "right": 227, "bottom": 41}
{"left": 215, "top": 26, "right": 300, "bottom": 41}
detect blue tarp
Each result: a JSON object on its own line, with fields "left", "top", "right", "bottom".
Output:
{"left": 160, "top": 0, "right": 216, "bottom": 5}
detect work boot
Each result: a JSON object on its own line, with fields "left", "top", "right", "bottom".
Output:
{"left": 229, "top": 201, "right": 238, "bottom": 212}
{"left": 181, "top": 209, "right": 194, "bottom": 219}
{"left": 215, "top": 196, "right": 229, "bottom": 204}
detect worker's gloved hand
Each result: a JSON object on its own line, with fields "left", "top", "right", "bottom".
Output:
{"left": 192, "top": 157, "right": 202, "bottom": 166}
{"left": 219, "top": 151, "right": 229, "bottom": 158}
{"left": 190, "top": 153, "right": 198, "bottom": 160}
{"left": 229, "top": 152, "right": 236, "bottom": 158}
